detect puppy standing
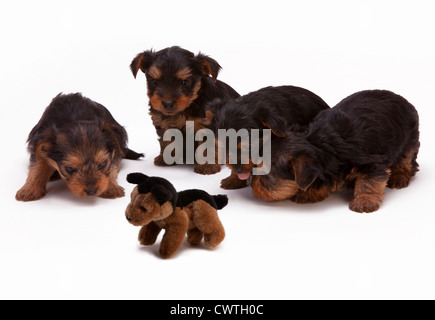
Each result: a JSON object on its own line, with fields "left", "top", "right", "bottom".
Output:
{"left": 16, "top": 93, "right": 143, "bottom": 201}
{"left": 207, "top": 85, "right": 330, "bottom": 200}
{"left": 283, "top": 90, "right": 420, "bottom": 213}
{"left": 130, "top": 46, "right": 240, "bottom": 175}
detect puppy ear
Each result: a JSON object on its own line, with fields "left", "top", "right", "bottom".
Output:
{"left": 127, "top": 173, "right": 149, "bottom": 185}
{"left": 130, "top": 51, "right": 154, "bottom": 78}
{"left": 101, "top": 122, "right": 126, "bottom": 157}
{"left": 292, "top": 156, "right": 320, "bottom": 191}
{"left": 151, "top": 184, "right": 174, "bottom": 205}
{"left": 259, "top": 109, "right": 287, "bottom": 138}
{"left": 35, "top": 141, "right": 52, "bottom": 158}
{"left": 196, "top": 53, "right": 221, "bottom": 82}
{"left": 261, "top": 120, "right": 286, "bottom": 138}
{"left": 206, "top": 98, "right": 225, "bottom": 113}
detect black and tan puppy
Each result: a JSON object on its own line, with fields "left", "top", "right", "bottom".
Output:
{"left": 282, "top": 90, "right": 420, "bottom": 213}
{"left": 207, "top": 85, "right": 330, "bottom": 195}
{"left": 16, "top": 93, "right": 143, "bottom": 201}
{"left": 130, "top": 46, "right": 240, "bottom": 175}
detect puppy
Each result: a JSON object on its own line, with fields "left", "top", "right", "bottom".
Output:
{"left": 207, "top": 85, "right": 330, "bottom": 196}
{"left": 16, "top": 93, "right": 144, "bottom": 201}
{"left": 281, "top": 90, "right": 420, "bottom": 213}
{"left": 130, "top": 46, "right": 240, "bottom": 174}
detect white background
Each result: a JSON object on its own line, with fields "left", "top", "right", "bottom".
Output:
{"left": 1, "top": 0, "right": 435, "bottom": 300}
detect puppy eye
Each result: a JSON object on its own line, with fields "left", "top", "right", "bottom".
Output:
{"left": 181, "top": 79, "right": 191, "bottom": 87}
{"left": 66, "top": 167, "right": 77, "bottom": 174}
{"left": 98, "top": 162, "right": 107, "bottom": 171}
{"left": 151, "top": 79, "right": 159, "bottom": 86}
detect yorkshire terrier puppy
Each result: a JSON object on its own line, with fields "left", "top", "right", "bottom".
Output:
{"left": 207, "top": 85, "right": 330, "bottom": 196}
{"left": 16, "top": 93, "right": 143, "bottom": 201}
{"left": 130, "top": 46, "right": 240, "bottom": 175}
{"left": 281, "top": 90, "right": 420, "bottom": 213}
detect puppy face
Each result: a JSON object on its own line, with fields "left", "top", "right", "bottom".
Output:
{"left": 131, "top": 46, "right": 221, "bottom": 116}
{"left": 125, "top": 187, "right": 174, "bottom": 227}
{"left": 44, "top": 123, "right": 122, "bottom": 199}
{"left": 55, "top": 150, "right": 115, "bottom": 199}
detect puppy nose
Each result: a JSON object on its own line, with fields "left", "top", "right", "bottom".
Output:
{"left": 126, "top": 216, "right": 132, "bottom": 222}
{"left": 162, "top": 100, "right": 174, "bottom": 110}
{"left": 232, "top": 166, "right": 245, "bottom": 174}
{"left": 85, "top": 188, "right": 98, "bottom": 196}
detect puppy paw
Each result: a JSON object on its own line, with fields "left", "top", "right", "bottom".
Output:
{"left": 154, "top": 154, "right": 175, "bottom": 167}
{"left": 194, "top": 163, "right": 221, "bottom": 175}
{"left": 220, "top": 175, "right": 248, "bottom": 190}
{"left": 291, "top": 189, "right": 329, "bottom": 204}
{"left": 387, "top": 174, "right": 411, "bottom": 189}
{"left": 349, "top": 196, "right": 381, "bottom": 213}
{"left": 100, "top": 185, "right": 125, "bottom": 199}
{"left": 16, "top": 186, "right": 46, "bottom": 202}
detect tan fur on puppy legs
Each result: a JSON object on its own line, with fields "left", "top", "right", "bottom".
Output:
{"left": 221, "top": 172, "right": 249, "bottom": 190}
{"left": 191, "top": 200, "right": 225, "bottom": 248}
{"left": 388, "top": 149, "right": 418, "bottom": 189}
{"left": 100, "top": 161, "right": 125, "bottom": 199}
{"left": 16, "top": 158, "right": 56, "bottom": 202}
{"left": 349, "top": 173, "right": 389, "bottom": 213}
{"left": 194, "top": 163, "right": 221, "bottom": 175}
{"left": 291, "top": 185, "right": 332, "bottom": 204}
{"left": 159, "top": 208, "right": 189, "bottom": 259}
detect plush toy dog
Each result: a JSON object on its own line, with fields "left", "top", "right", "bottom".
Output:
{"left": 125, "top": 173, "right": 227, "bottom": 258}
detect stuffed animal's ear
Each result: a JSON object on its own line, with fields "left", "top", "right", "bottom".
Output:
{"left": 292, "top": 156, "right": 320, "bottom": 191}
{"left": 151, "top": 185, "right": 174, "bottom": 205}
{"left": 196, "top": 53, "right": 221, "bottom": 82}
{"left": 130, "top": 51, "right": 154, "bottom": 78}
{"left": 127, "top": 173, "right": 149, "bottom": 185}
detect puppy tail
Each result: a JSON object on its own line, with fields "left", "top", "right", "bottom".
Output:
{"left": 123, "top": 148, "right": 145, "bottom": 160}
{"left": 213, "top": 195, "right": 229, "bottom": 210}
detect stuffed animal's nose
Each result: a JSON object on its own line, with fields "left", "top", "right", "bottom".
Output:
{"left": 126, "top": 216, "right": 132, "bottom": 222}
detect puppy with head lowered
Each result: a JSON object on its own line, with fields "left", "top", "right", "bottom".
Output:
{"left": 16, "top": 93, "right": 143, "bottom": 201}
{"left": 282, "top": 90, "right": 420, "bottom": 213}
{"left": 207, "top": 85, "right": 330, "bottom": 200}
{"left": 130, "top": 46, "right": 240, "bottom": 175}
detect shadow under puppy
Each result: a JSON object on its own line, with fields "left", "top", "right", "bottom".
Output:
{"left": 281, "top": 90, "right": 420, "bottom": 213}
{"left": 125, "top": 173, "right": 227, "bottom": 259}
{"left": 16, "top": 93, "right": 144, "bottom": 201}
{"left": 130, "top": 46, "right": 240, "bottom": 175}
{"left": 207, "top": 85, "right": 330, "bottom": 200}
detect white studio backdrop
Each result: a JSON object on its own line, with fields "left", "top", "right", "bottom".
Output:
{"left": 1, "top": 0, "right": 435, "bottom": 299}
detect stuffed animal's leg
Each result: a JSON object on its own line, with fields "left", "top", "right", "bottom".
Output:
{"left": 192, "top": 200, "right": 225, "bottom": 248}
{"left": 187, "top": 228, "right": 204, "bottom": 246}
{"left": 159, "top": 208, "right": 189, "bottom": 258}
{"left": 138, "top": 222, "right": 162, "bottom": 246}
